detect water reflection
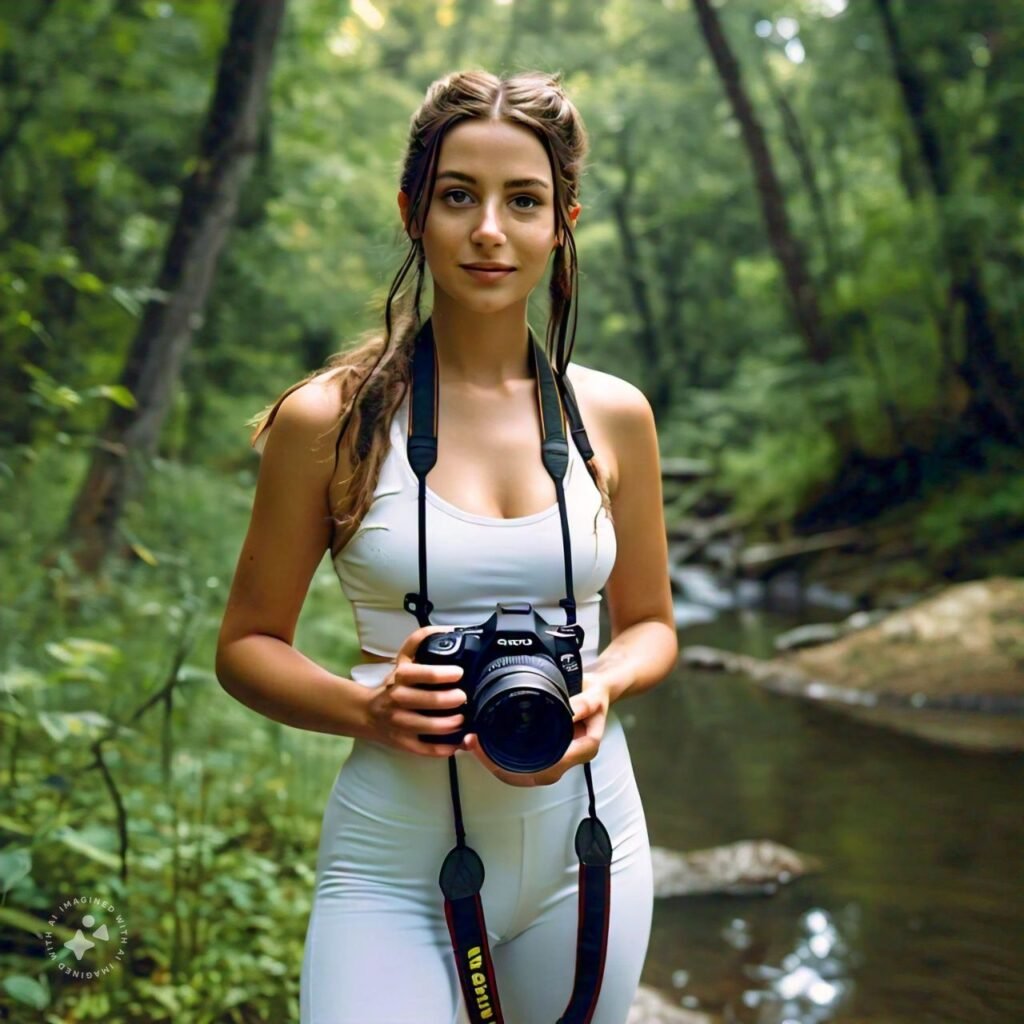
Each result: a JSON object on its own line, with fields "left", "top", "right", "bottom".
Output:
{"left": 736, "top": 906, "right": 856, "bottom": 1023}
{"left": 619, "top": 584, "right": 1024, "bottom": 1023}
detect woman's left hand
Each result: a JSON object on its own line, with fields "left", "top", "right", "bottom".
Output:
{"left": 459, "top": 672, "right": 612, "bottom": 787}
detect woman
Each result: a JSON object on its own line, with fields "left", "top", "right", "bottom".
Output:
{"left": 216, "top": 69, "right": 677, "bottom": 1024}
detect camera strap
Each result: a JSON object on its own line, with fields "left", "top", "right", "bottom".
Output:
{"left": 403, "top": 317, "right": 612, "bottom": 1024}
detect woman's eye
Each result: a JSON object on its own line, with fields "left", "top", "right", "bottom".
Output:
{"left": 442, "top": 190, "right": 540, "bottom": 211}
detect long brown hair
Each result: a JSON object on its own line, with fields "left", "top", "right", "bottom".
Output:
{"left": 249, "top": 69, "right": 612, "bottom": 552}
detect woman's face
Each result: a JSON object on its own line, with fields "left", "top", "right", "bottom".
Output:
{"left": 399, "top": 118, "right": 579, "bottom": 315}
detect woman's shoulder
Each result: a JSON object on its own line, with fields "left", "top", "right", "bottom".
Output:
{"left": 255, "top": 369, "right": 349, "bottom": 470}
{"left": 565, "top": 361, "right": 654, "bottom": 431}
{"left": 286, "top": 367, "right": 349, "bottom": 419}
{"left": 564, "top": 361, "right": 656, "bottom": 500}
{"left": 274, "top": 366, "right": 365, "bottom": 439}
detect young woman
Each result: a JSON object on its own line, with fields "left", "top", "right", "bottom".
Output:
{"left": 216, "top": 69, "right": 677, "bottom": 1024}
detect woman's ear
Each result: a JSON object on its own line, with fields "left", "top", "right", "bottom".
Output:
{"left": 555, "top": 203, "right": 582, "bottom": 247}
{"left": 398, "top": 189, "right": 420, "bottom": 239}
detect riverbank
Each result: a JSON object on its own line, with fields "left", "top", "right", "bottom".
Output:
{"left": 681, "top": 578, "right": 1024, "bottom": 752}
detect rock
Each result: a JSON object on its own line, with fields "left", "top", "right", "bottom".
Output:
{"left": 651, "top": 839, "right": 823, "bottom": 898}
{"left": 774, "top": 610, "right": 889, "bottom": 652}
{"left": 626, "top": 984, "right": 718, "bottom": 1023}
{"left": 774, "top": 622, "right": 845, "bottom": 651}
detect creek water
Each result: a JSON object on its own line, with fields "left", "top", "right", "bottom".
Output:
{"left": 622, "top": 569, "right": 1024, "bottom": 1024}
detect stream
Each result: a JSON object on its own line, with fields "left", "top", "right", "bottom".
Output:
{"left": 622, "top": 566, "right": 1024, "bottom": 1023}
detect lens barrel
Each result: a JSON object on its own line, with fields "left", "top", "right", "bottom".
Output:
{"left": 472, "top": 655, "right": 574, "bottom": 773}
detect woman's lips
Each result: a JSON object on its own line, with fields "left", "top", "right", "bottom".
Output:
{"left": 462, "top": 266, "right": 515, "bottom": 283}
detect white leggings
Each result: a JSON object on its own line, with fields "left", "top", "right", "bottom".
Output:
{"left": 300, "top": 663, "right": 654, "bottom": 1024}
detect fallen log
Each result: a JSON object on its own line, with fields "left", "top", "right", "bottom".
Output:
{"left": 736, "top": 528, "right": 866, "bottom": 576}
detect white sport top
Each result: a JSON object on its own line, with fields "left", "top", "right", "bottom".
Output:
{"left": 332, "top": 385, "right": 617, "bottom": 667}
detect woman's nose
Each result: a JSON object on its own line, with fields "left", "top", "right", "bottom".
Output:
{"left": 470, "top": 199, "right": 506, "bottom": 244}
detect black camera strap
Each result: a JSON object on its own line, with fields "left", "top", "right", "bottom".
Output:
{"left": 403, "top": 317, "right": 612, "bottom": 1024}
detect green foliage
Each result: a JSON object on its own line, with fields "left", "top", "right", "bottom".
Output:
{"left": 917, "top": 449, "right": 1024, "bottom": 557}
{"left": 723, "top": 422, "right": 840, "bottom": 523}
{"left": 0, "top": 440, "right": 359, "bottom": 1021}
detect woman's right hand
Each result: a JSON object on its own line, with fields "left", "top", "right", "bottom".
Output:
{"left": 364, "top": 626, "right": 467, "bottom": 757}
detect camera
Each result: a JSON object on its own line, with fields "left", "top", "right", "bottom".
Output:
{"left": 413, "top": 602, "right": 585, "bottom": 774}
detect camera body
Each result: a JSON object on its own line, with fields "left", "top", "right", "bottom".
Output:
{"left": 413, "top": 602, "right": 585, "bottom": 774}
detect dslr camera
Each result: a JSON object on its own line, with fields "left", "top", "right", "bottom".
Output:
{"left": 414, "top": 602, "right": 585, "bottom": 774}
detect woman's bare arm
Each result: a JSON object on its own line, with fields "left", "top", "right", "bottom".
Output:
{"left": 576, "top": 367, "right": 679, "bottom": 705}
{"left": 215, "top": 377, "right": 470, "bottom": 753}
{"left": 214, "top": 378, "right": 376, "bottom": 738}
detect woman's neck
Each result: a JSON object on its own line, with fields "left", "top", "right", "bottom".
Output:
{"left": 428, "top": 294, "right": 534, "bottom": 391}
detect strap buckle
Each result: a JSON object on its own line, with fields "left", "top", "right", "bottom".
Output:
{"left": 403, "top": 591, "right": 434, "bottom": 623}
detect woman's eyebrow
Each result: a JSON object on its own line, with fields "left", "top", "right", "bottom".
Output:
{"left": 437, "top": 170, "right": 550, "bottom": 190}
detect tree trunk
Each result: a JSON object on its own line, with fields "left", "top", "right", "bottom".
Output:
{"left": 692, "top": 0, "right": 829, "bottom": 365}
{"left": 603, "top": 130, "right": 673, "bottom": 417}
{"left": 66, "top": 0, "right": 287, "bottom": 574}
{"left": 762, "top": 68, "right": 839, "bottom": 289}
{"left": 873, "top": 0, "right": 1023, "bottom": 445}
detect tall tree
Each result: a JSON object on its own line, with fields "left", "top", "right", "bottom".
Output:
{"left": 596, "top": 125, "right": 674, "bottom": 417}
{"left": 66, "top": 0, "right": 287, "bottom": 573}
{"left": 874, "top": 0, "right": 1023, "bottom": 446}
{"left": 691, "top": 0, "right": 829, "bottom": 366}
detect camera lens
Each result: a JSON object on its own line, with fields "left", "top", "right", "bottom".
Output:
{"left": 473, "top": 657, "right": 573, "bottom": 773}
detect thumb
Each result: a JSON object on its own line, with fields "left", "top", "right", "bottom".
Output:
{"left": 397, "top": 625, "right": 451, "bottom": 666}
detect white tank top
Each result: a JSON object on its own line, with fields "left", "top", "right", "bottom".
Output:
{"left": 332, "top": 383, "right": 617, "bottom": 666}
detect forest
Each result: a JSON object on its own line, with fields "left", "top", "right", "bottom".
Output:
{"left": 1, "top": 1, "right": 1021, "bottom": 1021}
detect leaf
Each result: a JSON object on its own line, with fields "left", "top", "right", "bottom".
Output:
{"left": 37, "top": 710, "right": 113, "bottom": 743}
{"left": 44, "top": 638, "right": 120, "bottom": 668}
{"left": 0, "top": 846, "right": 31, "bottom": 894}
{"left": 61, "top": 638, "right": 121, "bottom": 661}
{"left": 178, "top": 664, "right": 218, "bottom": 685}
{"left": 96, "top": 384, "right": 138, "bottom": 409}
{"left": 109, "top": 285, "right": 142, "bottom": 317}
{"left": 18, "top": 362, "right": 48, "bottom": 381}
{"left": 0, "top": 813, "right": 32, "bottom": 836}
{"left": 73, "top": 272, "right": 105, "bottom": 294}
{"left": 130, "top": 541, "right": 159, "bottom": 566}
{"left": 44, "top": 642, "right": 75, "bottom": 666}
{"left": 0, "top": 906, "right": 53, "bottom": 938}
{"left": 2, "top": 975, "right": 50, "bottom": 1010}
{"left": 53, "top": 826, "right": 121, "bottom": 870}
{"left": 0, "top": 666, "right": 46, "bottom": 693}
{"left": 51, "top": 665, "right": 107, "bottom": 685}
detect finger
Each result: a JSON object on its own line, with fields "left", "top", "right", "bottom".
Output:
{"left": 391, "top": 663, "right": 464, "bottom": 696}
{"left": 573, "top": 688, "right": 605, "bottom": 717}
{"left": 402, "top": 736, "right": 463, "bottom": 759}
{"left": 392, "top": 708, "right": 465, "bottom": 733}
{"left": 390, "top": 682, "right": 467, "bottom": 710}
{"left": 571, "top": 695, "right": 594, "bottom": 722}
{"left": 561, "top": 734, "right": 600, "bottom": 766}
{"left": 463, "top": 735, "right": 540, "bottom": 788}
{"left": 394, "top": 661, "right": 464, "bottom": 684}
{"left": 583, "top": 712, "right": 607, "bottom": 742}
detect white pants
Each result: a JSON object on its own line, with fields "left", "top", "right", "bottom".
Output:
{"left": 300, "top": 663, "right": 654, "bottom": 1024}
